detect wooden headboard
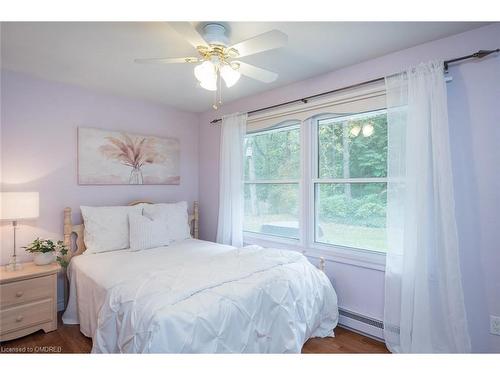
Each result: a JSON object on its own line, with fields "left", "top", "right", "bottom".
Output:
{"left": 63, "top": 201, "right": 199, "bottom": 259}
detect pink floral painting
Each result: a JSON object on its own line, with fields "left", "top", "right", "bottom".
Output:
{"left": 78, "top": 127, "right": 180, "bottom": 185}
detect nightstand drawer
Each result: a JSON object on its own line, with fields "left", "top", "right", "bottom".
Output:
{"left": 0, "top": 298, "right": 53, "bottom": 335}
{"left": 0, "top": 274, "right": 54, "bottom": 307}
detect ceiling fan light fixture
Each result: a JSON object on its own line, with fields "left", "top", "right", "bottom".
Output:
{"left": 199, "top": 79, "right": 217, "bottom": 91}
{"left": 220, "top": 64, "right": 241, "bottom": 88}
{"left": 135, "top": 23, "right": 288, "bottom": 109}
{"left": 194, "top": 61, "right": 217, "bottom": 90}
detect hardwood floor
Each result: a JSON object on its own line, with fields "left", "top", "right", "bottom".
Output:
{"left": 302, "top": 329, "right": 389, "bottom": 353}
{"left": 0, "top": 313, "right": 92, "bottom": 354}
{"left": 0, "top": 313, "right": 388, "bottom": 354}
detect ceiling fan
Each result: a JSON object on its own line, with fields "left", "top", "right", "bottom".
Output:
{"left": 135, "top": 22, "right": 288, "bottom": 109}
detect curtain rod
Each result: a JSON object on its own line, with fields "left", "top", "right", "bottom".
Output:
{"left": 210, "top": 49, "right": 499, "bottom": 125}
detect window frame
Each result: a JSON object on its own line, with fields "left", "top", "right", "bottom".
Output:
{"left": 243, "top": 123, "right": 302, "bottom": 243}
{"left": 310, "top": 111, "right": 388, "bottom": 254}
{"left": 242, "top": 86, "right": 387, "bottom": 270}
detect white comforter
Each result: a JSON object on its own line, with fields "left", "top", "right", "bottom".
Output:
{"left": 63, "top": 239, "right": 338, "bottom": 353}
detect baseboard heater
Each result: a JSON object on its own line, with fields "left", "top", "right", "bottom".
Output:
{"left": 338, "top": 307, "right": 385, "bottom": 341}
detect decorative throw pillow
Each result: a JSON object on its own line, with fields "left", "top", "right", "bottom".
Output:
{"left": 142, "top": 201, "right": 191, "bottom": 242}
{"left": 81, "top": 205, "right": 142, "bottom": 253}
{"left": 129, "top": 213, "right": 171, "bottom": 251}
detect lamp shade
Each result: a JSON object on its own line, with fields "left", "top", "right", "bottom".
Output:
{"left": 0, "top": 192, "right": 39, "bottom": 220}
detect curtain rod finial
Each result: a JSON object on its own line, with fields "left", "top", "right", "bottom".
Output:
{"left": 474, "top": 49, "right": 500, "bottom": 59}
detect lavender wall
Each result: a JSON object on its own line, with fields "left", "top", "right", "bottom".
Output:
{"left": 0, "top": 23, "right": 498, "bottom": 352}
{"left": 0, "top": 70, "right": 200, "bottom": 270}
{"left": 197, "top": 23, "right": 500, "bottom": 352}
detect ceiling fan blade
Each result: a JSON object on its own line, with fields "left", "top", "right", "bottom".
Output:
{"left": 229, "top": 30, "right": 287, "bottom": 58}
{"left": 169, "top": 22, "right": 208, "bottom": 49}
{"left": 236, "top": 61, "right": 278, "bottom": 83}
{"left": 135, "top": 57, "right": 200, "bottom": 64}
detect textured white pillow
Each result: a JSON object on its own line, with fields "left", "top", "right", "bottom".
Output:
{"left": 129, "top": 213, "right": 171, "bottom": 251}
{"left": 143, "top": 201, "right": 191, "bottom": 242}
{"left": 81, "top": 205, "right": 142, "bottom": 253}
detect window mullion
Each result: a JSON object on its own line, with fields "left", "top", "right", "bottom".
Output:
{"left": 307, "top": 118, "right": 319, "bottom": 249}
{"left": 299, "top": 119, "right": 309, "bottom": 247}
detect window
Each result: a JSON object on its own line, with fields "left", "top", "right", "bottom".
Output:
{"left": 243, "top": 84, "right": 388, "bottom": 257}
{"left": 243, "top": 122, "right": 301, "bottom": 239}
{"left": 314, "top": 110, "right": 388, "bottom": 252}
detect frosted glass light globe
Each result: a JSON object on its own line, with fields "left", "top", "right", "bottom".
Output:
{"left": 194, "top": 61, "right": 217, "bottom": 91}
{"left": 220, "top": 64, "right": 241, "bottom": 88}
{"left": 199, "top": 77, "right": 217, "bottom": 91}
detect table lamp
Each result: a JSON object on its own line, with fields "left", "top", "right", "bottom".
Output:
{"left": 0, "top": 192, "right": 39, "bottom": 271}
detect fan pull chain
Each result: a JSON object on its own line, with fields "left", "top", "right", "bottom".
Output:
{"left": 218, "top": 71, "right": 223, "bottom": 106}
{"left": 213, "top": 68, "right": 220, "bottom": 110}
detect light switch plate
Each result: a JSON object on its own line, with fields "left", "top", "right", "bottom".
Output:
{"left": 490, "top": 315, "right": 500, "bottom": 336}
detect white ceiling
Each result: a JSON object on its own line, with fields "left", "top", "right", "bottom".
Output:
{"left": 1, "top": 22, "right": 487, "bottom": 112}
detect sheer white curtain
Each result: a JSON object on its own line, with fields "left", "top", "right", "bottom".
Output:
{"left": 384, "top": 61, "right": 471, "bottom": 353}
{"left": 216, "top": 112, "right": 248, "bottom": 247}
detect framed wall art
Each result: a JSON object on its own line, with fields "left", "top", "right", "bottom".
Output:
{"left": 78, "top": 127, "right": 180, "bottom": 185}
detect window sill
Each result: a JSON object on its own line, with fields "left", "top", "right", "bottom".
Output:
{"left": 243, "top": 233, "right": 386, "bottom": 272}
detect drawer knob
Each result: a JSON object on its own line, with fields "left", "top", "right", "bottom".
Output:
{"left": 16, "top": 316, "right": 23, "bottom": 322}
{"left": 16, "top": 291, "right": 24, "bottom": 297}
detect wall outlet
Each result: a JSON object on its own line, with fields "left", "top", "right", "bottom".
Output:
{"left": 490, "top": 315, "right": 500, "bottom": 336}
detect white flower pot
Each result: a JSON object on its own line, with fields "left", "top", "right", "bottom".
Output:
{"left": 33, "top": 252, "right": 55, "bottom": 266}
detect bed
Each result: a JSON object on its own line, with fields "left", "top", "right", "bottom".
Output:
{"left": 61, "top": 201, "right": 339, "bottom": 353}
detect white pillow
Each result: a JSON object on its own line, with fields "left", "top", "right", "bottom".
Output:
{"left": 143, "top": 201, "right": 191, "bottom": 242}
{"left": 81, "top": 205, "right": 142, "bottom": 253}
{"left": 129, "top": 213, "right": 171, "bottom": 251}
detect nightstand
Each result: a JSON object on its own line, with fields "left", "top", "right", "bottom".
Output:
{"left": 0, "top": 262, "right": 60, "bottom": 341}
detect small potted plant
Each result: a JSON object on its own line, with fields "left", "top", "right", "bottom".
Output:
{"left": 23, "top": 238, "right": 69, "bottom": 267}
